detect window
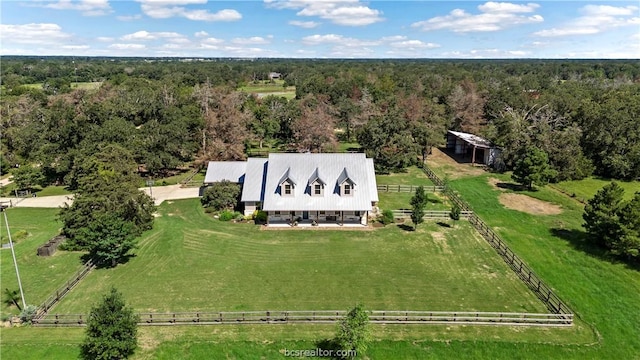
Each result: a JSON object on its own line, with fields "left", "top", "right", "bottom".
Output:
{"left": 314, "top": 184, "right": 322, "bottom": 195}
{"left": 355, "top": 211, "right": 361, "bottom": 216}
{"left": 275, "top": 211, "right": 280, "bottom": 215}
{"left": 284, "top": 184, "right": 292, "bottom": 195}
{"left": 343, "top": 184, "right": 351, "bottom": 195}
{"left": 320, "top": 211, "right": 326, "bottom": 215}
{"left": 335, "top": 211, "right": 340, "bottom": 215}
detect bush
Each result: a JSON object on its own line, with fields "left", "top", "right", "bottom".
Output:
{"left": 201, "top": 181, "right": 241, "bottom": 211}
{"left": 219, "top": 210, "right": 236, "bottom": 221}
{"left": 450, "top": 205, "right": 461, "bottom": 221}
{"left": 254, "top": 210, "right": 268, "bottom": 224}
{"left": 19, "top": 305, "right": 38, "bottom": 324}
{"left": 379, "top": 210, "right": 394, "bottom": 225}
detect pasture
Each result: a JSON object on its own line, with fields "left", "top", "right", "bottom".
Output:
{"left": 50, "top": 198, "right": 545, "bottom": 314}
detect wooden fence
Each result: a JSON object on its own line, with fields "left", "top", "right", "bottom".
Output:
{"left": 417, "top": 163, "right": 573, "bottom": 316}
{"left": 377, "top": 184, "right": 444, "bottom": 193}
{"left": 180, "top": 167, "right": 202, "bottom": 188}
{"left": 391, "top": 209, "right": 473, "bottom": 219}
{"left": 35, "top": 260, "right": 95, "bottom": 320}
{"left": 33, "top": 310, "right": 573, "bottom": 327}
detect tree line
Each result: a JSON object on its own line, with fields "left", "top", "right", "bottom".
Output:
{"left": 2, "top": 58, "right": 639, "bottom": 188}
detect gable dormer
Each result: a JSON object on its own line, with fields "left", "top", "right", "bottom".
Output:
{"left": 278, "top": 168, "right": 296, "bottom": 196}
{"left": 336, "top": 167, "right": 356, "bottom": 196}
{"left": 308, "top": 167, "right": 326, "bottom": 197}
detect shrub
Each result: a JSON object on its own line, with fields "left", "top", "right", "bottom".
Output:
{"left": 450, "top": 205, "right": 461, "bottom": 221}
{"left": 379, "top": 210, "right": 394, "bottom": 225}
{"left": 201, "top": 181, "right": 241, "bottom": 211}
{"left": 254, "top": 210, "right": 268, "bottom": 224}
{"left": 219, "top": 210, "right": 236, "bottom": 222}
{"left": 19, "top": 305, "right": 38, "bottom": 324}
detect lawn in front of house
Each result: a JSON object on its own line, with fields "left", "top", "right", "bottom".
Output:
{"left": 51, "top": 198, "right": 545, "bottom": 315}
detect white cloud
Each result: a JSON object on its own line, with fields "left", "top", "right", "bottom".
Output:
{"left": 439, "top": 48, "right": 532, "bottom": 58}
{"left": 137, "top": 0, "right": 241, "bottom": 21}
{"left": 45, "top": 0, "right": 112, "bottom": 16}
{"left": 267, "top": 0, "right": 383, "bottom": 26}
{"left": 301, "top": 34, "right": 379, "bottom": 47}
{"left": 194, "top": 31, "right": 209, "bottom": 37}
{"left": 120, "top": 31, "right": 186, "bottom": 41}
{"left": 201, "top": 37, "right": 224, "bottom": 45}
{"left": 108, "top": 43, "right": 147, "bottom": 50}
{"left": 534, "top": 5, "right": 639, "bottom": 37}
{"left": 412, "top": 1, "right": 543, "bottom": 33}
{"left": 389, "top": 40, "right": 440, "bottom": 49}
{"left": 62, "top": 45, "right": 90, "bottom": 50}
{"left": 0, "top": 23, "right": 71, "bottom": 45}
{"left": 231, "top": 36, "right": 272, "bottom": 45}
{"left": 117, "top": 14, "right": 143, "bottom": 21}
{"left": 96, "top": 36, "right": 114, "bottom": 42}
{"left": 289, "top": 20, "right": 320, "bottom": 28}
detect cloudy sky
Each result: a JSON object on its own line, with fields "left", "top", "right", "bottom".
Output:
{"left": 1, "top": 0, "right": 639, "bottom": 58}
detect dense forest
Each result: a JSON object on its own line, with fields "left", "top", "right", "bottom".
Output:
{"left": 1, "top": 57, "right": 639, "bottom": 190}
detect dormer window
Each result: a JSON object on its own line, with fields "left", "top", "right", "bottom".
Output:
{"left": 278, "top": 167, "right": 297, "bottom": 197}
{"left": 308, "top": 167, "right": 326, "bottom": 197}
{"left": 343, "top": 184, "right": 352, "bottom": 195}
{"left": 336, "top": 167, "right": 356, "bottom": 197}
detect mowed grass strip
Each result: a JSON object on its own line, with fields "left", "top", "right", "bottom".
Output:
{"left": 555, "top": 177, "right": 640, "bottom": 202}
{"left": 448, "top": 173, "right": 640, "bottom": 359}
{"left": 375, "top": 166, "right": 434, "bottom": 186}
{"left": 52, "top": 198, "right": 545, "bottom": 314}
{"left": 0, "top": 208, "right": 84, "bottom": 317}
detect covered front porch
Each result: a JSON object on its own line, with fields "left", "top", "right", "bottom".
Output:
{"left": 266, "top": 210, "right": 368, "bottom": 227}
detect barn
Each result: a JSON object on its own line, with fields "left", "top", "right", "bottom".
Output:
{"left": 446, "top": 130, "right": 501, "bottom": 166}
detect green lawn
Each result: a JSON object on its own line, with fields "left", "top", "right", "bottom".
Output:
{"left": 375, "top": 166, "right": 434, "bottom": 186}
{"left": 443, "top": 173, "right": 640, "bottom": 359}
{"left": 51, "top": 198, "right": 544, "bottom": 314}
{"left": 377, "top": 192, "right": 449, "bottom": 211}
{"left": 238, "top": 80, "right": 296, "bottom": 100}
{"left": 0, "top": 208, "right": 84, "bottom": 318}
{"left": 554, "top": 177, "right": 640, "bottom": 202}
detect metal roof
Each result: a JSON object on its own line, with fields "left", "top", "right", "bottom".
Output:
{"left": 240, "top": 158, "right": 268, "bottom": 202}
{"left": 447, "top": 130, "right": 493, "bottom": 149}
{"left": 204, "top": 161, "right": 247, "bottom": 184}
{"left": 261, "top": 153, "right": 377, "bottom": 211}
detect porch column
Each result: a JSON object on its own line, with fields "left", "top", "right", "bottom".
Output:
{"left": 472, "top": 145, "right": 476, "bottom": 165}
{"left": 341, "top": 211, "right": 344, "bottom": 225}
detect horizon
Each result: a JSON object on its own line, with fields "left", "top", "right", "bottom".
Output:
{"left": 1, "top": 1, "right": 639, "bottom": 59}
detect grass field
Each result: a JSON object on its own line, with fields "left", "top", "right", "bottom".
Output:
{"left": 15, "top": 82, "right": 102, "bottom": 90}
{"left": 375, "top": 166, "right": 433, "bottom": 186}
{"left": 0, "top": 208, "right": 84, "bottom": 318}
{"left": 377, "top": 192, "right": 449, "bottom": 211}
{"left": 238, "top": 80, "right": 296, "bottom": 100}
{"left": 50, "top": 198, "right": 545, "bottom": 314}
{"left": 554, "top": 177, "right": 640, "bottom": 202}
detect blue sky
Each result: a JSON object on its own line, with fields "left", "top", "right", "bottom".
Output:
{"left": 1, "top": 1, "right": 639, "bottom": 58}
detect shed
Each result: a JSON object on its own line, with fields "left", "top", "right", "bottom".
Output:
{"left": 446, "top": 130, "right": 501, "bottom": 166}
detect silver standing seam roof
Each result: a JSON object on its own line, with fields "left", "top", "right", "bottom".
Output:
{"left": 261, "top": 153, "right": 377, "bottom": 212}
{"left": 240, "top": 158, "right": 269, "bottom": 202}
{"left": 204, "top": 161, "right": 247, "bottom": 184}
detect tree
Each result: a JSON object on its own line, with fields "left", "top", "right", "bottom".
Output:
{"left": 450, "top": 204, "right": 461, "bottom": 221}
{"left": 59, "top": 145, "right": 155, "bottom": 259}
{"left": 78, "top": 214, "right": 137, "bottom": 267}
{"left": 81, "top": 288, "right": 139, "bottom": 360}
{"left": 335, "top": 304, "right": 371, "bottom": 358}
{"left": 511, "top": 147, "right": 557, "bottom": 190}
{"left": 410, "top": 185, "right": 427, "bottom": 230}
{"left": 200, "top": 181, "right": 241, "bottom": 211}
{"left": 584, "top": 184, "right": 640, "bottom": 261}
{"left": 10, "top": 164, "right": 45, "bottom": 190}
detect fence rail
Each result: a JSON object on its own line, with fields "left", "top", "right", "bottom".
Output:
{"left": 35, "top": 260, "right": 95, "bottom": 320}
{"left": 417, "top": 163, "right": 573, "bottom": 317}
{"left": 391, "top": 209, "right": 473, "bottom": 219}
{"left": 377, "top": 184, "right": 444, "bottom": 193}
{"left": 33, "top": 310, "right": 573, "bottom": 327}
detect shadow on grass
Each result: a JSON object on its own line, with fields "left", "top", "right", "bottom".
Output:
{"left": 396, "top": 224, "right": 415, "bottom": 232}
{"left": 80, "top": 253, "right": 136, "bottom": 269}
{"left": 436, "top": 221, "right": 451, "bottom": 228}
{"left": 496, "top": 182, "right": 531, "bottom": 192}
{"left": 550, "top": 228, "right": 640, "bottom": 272}
{"left": 315, "top": 338, "right": 342, "bottom": 360}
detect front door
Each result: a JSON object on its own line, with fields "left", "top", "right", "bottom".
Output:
{"left": 302, "top": 211, "right": 309, "bottom": 220}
